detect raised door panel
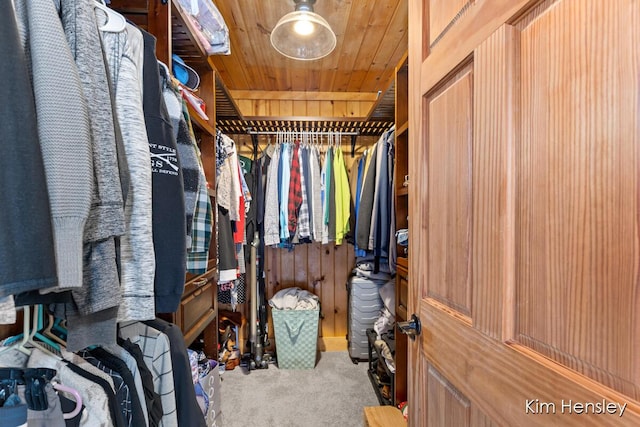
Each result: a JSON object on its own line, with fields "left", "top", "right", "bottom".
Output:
{"left": 515, "top": 0, "right": 640, "bottom": 399}
{"left": 426, "top": 64, "right": 474, "bottom": 318}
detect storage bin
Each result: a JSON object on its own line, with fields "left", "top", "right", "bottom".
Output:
{"left": 272, "top": 306, "right": 320, "bottom": 369}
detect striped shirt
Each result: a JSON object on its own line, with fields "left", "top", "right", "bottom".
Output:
{"left": 119, "top": 321, "right": 178, "bottom": 427}
{"left": 297, "top": 145, "right": 311, "bottom": 239}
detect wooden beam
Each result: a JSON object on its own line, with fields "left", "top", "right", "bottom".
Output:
{"left": 230, "top": 90, "right": 379, "bottom": 102}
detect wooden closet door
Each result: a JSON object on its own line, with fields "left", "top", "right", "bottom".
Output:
{"left": 408, "top": 0, "right": 640, "bottom": 425}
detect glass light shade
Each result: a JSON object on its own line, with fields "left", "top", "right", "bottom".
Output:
{"left": 270, "top": 10, "right": 336, "bottom": 60}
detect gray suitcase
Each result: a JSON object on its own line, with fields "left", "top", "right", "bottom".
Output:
{"left": 347, "top": 275, "right": 386, "bottom": 362}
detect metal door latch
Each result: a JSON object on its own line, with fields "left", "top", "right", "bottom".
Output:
{"left": 397, "top": 314, "right": 421, "bottom": 340}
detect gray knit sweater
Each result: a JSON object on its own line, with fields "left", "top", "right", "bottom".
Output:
{"left": 13, "top": 0, "right": 92, "bottom": 290}
{"left": 101, "top": 20, "right": 156, "bottom": 322}
{"left": 55, "top": 0, "right": 125, "bottom": 322}
{"left": 59, "top": 0, "right": 126, "bottom": 243}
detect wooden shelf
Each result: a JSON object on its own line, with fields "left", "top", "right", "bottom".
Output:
{"left": 187, "top": 103, "right": 215, "bottom": 136}
{"left": 396, "top": 121, "right": 408, "bottom": 136}
{"left": 397, "top": 187, "right": 408, "bottom": 196}
{"left": 171, "top": 1, "right": 210, "bottom": 64}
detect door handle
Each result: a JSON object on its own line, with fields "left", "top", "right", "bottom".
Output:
{"left": 397, "top": 314, "right": 421, "bottom": 340}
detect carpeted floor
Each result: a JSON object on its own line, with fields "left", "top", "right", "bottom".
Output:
{"left": 219, "top": 351, "right": 379, "bottom": 426}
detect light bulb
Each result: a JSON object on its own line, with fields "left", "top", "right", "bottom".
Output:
{"left": 294, "top": 18, "right": 315, "bottom": 36}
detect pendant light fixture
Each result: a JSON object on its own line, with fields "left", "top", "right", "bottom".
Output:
{"left": 270, "top": 0, "right": 337, "bottom": 61}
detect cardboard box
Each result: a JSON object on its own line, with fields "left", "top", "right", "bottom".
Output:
{"left": 200, "top": 362, "right": 222, "bottom": 426}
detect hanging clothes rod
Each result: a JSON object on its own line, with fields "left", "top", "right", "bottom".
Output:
{"left": 245, "top": 129, "right": 360, "bottom": 136}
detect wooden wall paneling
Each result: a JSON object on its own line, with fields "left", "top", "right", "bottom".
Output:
{"left": 334, "top": 244, "right": 353, "bottom": 338}
{"left": 249, "top": 99, "right": 260, "bottom": 117}
{"left": 264, "top": 245, "right": 279, "bottom": 351}
{"left": 515, "top": 0, "right": 640, "bottom": 399}
{"left": 346, "top": 101, "right": 360, "bottom": 118}
{"left": 426, "top": 63, "right": 474, "bottom": 318}
{"left": 126, "top": 16, "right": 148, "bottom": 29}
{"left": 307, "top": 100, "right": 321, "bottom": 117}
{"left": 236, "top": 99, "right": 252, "bottom": 116}
{"left": 280, "top": 100, "right": 294, "bottom": 116}
{"left": 279, "top": 247, "right": 296, "bottom": 289}
{"left": 472, "top": 25, "right": 518, "bottom": 341}
{"left": 332, "top": 101, "right": 348, "bottom": 118}
{"left": 230, "top": 91, "right": 380, "bottom": 102}
{"left": 429, "top": 0, "right": 471, "bottom": 47}
{"left": 320, "top": 101, "right": 335, "bottom": 118}
{"left": 320, "top": 244, "right": 336, "bottom": 338}
{"left": 427, "top": 364, "right": 471, "bottom": 426}
{"left": 292, "top": 100, "right": 307, "bottom": 116}
{"left": 294, "top": 244, "right": 309, "bottom": 292}
{"left": 268, "top": 100, "right": 281, "bottom": 117}
{"left": 307, "top": 242, "right": 323, "bottom": 301}
{"left": 264, "top": 242, "right": 349, "bottom": 344}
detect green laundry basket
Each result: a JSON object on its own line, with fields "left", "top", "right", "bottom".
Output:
{"left": 272, "top": 306, "right": 320, "bottom": 369}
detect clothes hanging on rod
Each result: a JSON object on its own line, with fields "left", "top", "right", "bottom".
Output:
{"left": 353, "top": 126, "right": 396, "bottom": 273}
{"left": 215, "top": 131, "right": 250, "bottom": 308}
{"left": 0, "top": 8, "right": 58, "bottom": 324}
{"left": 0, "top": 312, "right": 209, "bottom": 427}
{"left": 3, "top": 0, "right": 213, "bottom": 351}
{"left": 3, "top": 3, "right": 213, "bottom": 426}
{"left": 260, "top": 130, "right": 352, "bottom": 248}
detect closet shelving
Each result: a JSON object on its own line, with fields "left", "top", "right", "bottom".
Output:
{"left": 394, "top": 52, "right": 409, "bottom": 406}
{"left": 216, "top": 118, "right": 394, "bottom": 137}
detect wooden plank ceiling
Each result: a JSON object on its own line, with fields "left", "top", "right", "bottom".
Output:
{"left": 208, "top": 0, "right": 408, "bottom": 132}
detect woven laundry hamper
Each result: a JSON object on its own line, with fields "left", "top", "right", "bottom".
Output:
{"left": 272, "top": 306, "right": 320, "bottom": 369}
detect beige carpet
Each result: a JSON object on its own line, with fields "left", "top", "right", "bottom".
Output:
{"left": 219, "top": 351, "right": 379, "bottom": 426}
